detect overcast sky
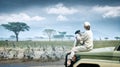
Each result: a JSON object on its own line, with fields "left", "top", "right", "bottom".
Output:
{"left": 0, "top": 0, "right": 120, "bottom": 40}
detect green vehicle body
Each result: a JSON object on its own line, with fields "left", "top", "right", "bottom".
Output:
{"left": 73, "top": 45, "right": 120, "bottom": 67}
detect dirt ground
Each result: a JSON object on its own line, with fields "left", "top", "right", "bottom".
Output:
{"left": 30, "top": 60, "right": 65, "bottom": 67}
{"left": 0, "top": 59, "right": 65, "bottom": 67}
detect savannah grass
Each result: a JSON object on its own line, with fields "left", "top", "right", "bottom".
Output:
{"left": 0, "top": 40, "right": 120, "bottom": 48}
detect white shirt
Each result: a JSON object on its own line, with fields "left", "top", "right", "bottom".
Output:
{"left": 74, "top": 30, "right": 93, "bottom": 50}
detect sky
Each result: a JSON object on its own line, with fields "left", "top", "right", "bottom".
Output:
{"left": 0, "top": 0, "right": 120, "bottom": 40}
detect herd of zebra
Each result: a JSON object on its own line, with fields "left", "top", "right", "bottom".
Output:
{"left": 0, "top": 46, "right": 68, "bottom": 61}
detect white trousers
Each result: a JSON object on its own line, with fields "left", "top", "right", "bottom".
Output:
{"left": 68, "top": 46, "right": 90, "bottom": 59}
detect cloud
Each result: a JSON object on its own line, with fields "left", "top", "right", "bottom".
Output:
{"left": 0, "top": 13, "right": 46, "bottom": 23}
{"left": 46, "top": 3, "right": 78, "bottom": 15}
{"left": 92, "top": 6, "right": 120, "bottom": 18}
{"left": 57, "top": 15, "right": 68, "bottom": 21}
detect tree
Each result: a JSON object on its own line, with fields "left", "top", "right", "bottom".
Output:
{"left": 53, "top": 35, "right": 64, "bottom": 41}
{"left": 1, "top": 22, "right": 30, "bottom": 42}
{"left": 66, "top": 35, "right": 74, "bottom": 39}
{"left": 10, "top": 35, "right": 16, "bottom": 40}
{"left": 43, "top": 29, "right": 56, "bottom": 41}
{"left": 59, "top": 32, "right": 66, "bottom": 36}
{"left": 114, "top": 36, "right": 120, "bottom": 40}
{"left": 58, "top": 31, "right": 66, "bottom": 40}
{"left": 53, "top": 35, "right": 64, "bottom": 39}
{"left": 104, "top": 37, "right": 109, "bottom": 40}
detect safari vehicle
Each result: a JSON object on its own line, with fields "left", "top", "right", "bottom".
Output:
{"left": 74, "top": 45, "right": 120, "bottom": 67}
{"left": 65, "top": 45, "right": 120, "bottom": 67}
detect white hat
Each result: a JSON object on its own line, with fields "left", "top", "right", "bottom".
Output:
{"left": 84, "top": 21, "right": 90, "bottom": 26}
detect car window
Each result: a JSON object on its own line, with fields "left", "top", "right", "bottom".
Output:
{"left": 117, "top": 45, "right": 120, "bottom": 51}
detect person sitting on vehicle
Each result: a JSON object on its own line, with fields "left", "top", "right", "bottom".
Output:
{"left": 65, "top": 21, "right": 94, "bottom": 67}
{"left": 72, "top": 21, "right": 93, "bottom": 52}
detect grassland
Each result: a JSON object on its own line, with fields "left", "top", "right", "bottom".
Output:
{"left": 93, "top": 40, "right": 120, "bottom": 48}
{"left": 0, "top": 40, "right": 72, "bottom": 48}
{"left": 0, "top": 40, "right": 120, "bottom": 48}
{"left": 0, "top": 40, "right": 120, "bottom": 63}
